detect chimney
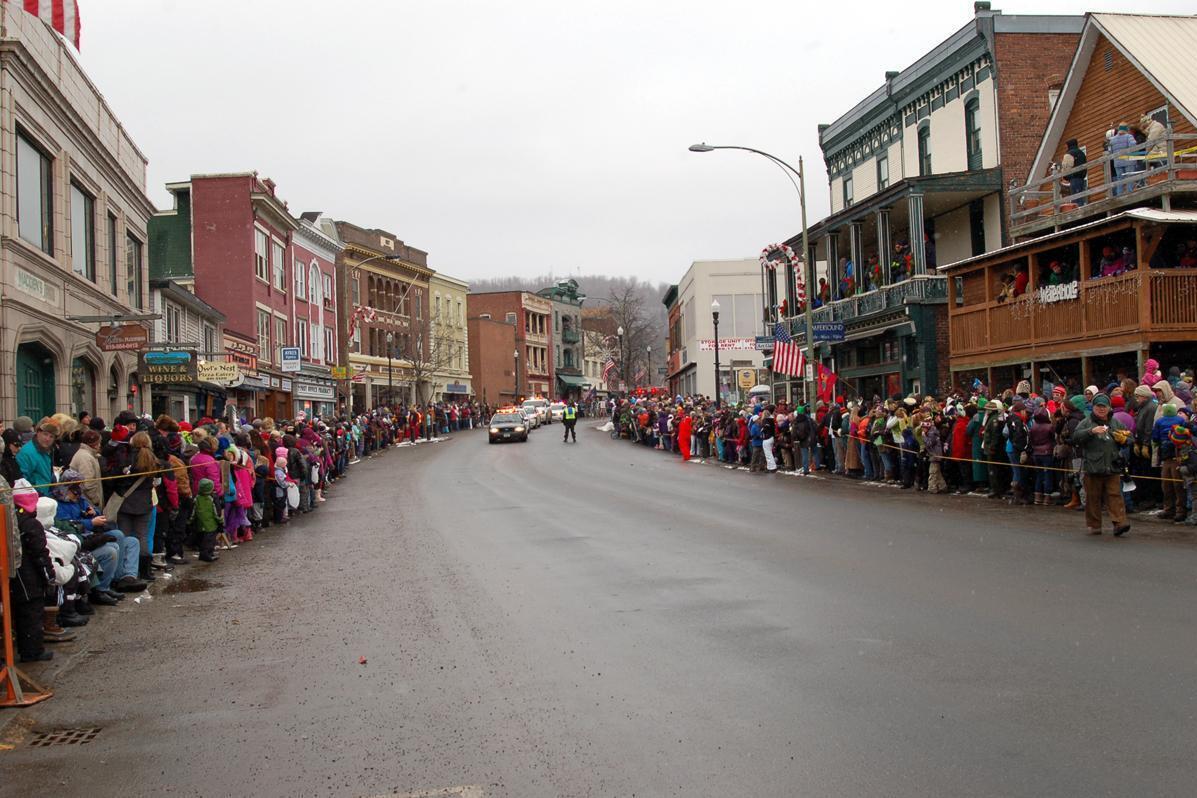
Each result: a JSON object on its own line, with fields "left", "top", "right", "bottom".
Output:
{"left": 974, "top": 1, "right": 994, "bottom": 14}
{"left": 885, "top": 70, "right": 899, "bottom": 81}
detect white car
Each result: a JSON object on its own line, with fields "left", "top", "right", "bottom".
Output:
{"left": 518, "top": 407, "right": 539, "bottom": 429}
{"left": 549, "top": 401, "right": 567, "bottom": 421}
{"left": 522, "top": 399, "right": 550, "bottom": 424}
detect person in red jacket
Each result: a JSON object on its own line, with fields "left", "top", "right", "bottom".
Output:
{"left": 950, "top": 407, "right": 972, "bottom": 493}
{"left": 677, "top": 410, "right": 693, "bottom": 461}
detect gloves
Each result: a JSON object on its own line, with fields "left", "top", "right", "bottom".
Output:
{"left": 1019, "top": 452, "right": 1029, "bottom": 465}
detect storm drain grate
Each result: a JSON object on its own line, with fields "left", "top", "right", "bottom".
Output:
{"left": 29, "top": 727, "right": 101, "bottom": 747}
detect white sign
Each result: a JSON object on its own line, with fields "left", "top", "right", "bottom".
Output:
{"left": 698, "top": 338, "right": 757, "bottom": 352}
{"left": 1036, "top": 280, "right": 1079, "bottom": 304}
{"left": 281, "top": 378, "right": 293, "bottom": 392}
{"left": 196, "top": 361, "right": 243, "bottom": 387}
{"left": 296, "top": 381, "right": 336, "bottom": 400}
{"left": 805, "top": 363, "right": 815, "bottom": 381}
{"left": 280, "top": 346, "right": 301, "bottom": 373}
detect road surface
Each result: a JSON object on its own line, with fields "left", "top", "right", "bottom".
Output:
{"left": 4, "top": 423, "right": 1196, "bottom": 797}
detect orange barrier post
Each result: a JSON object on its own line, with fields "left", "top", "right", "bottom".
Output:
{"left": 0, "top": 510, "right": 52, "bottom": 707}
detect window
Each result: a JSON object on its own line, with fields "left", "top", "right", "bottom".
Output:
{"left": 842, "top": 174, "right": 854, "bottom": 208}
{"left": 70, "top": 183, "right": 95, "bottom": 280}
{"left": 275, "top": 317, "right": 287, "bottom": 364}
{"left": 310, "top": 322, "right": 321, "bottom": 360}
{"left": 203, "top": 323, "right": 216, "bottom": 354}
{"left": 257, "top": 310, "right": 271, "bottom": 363}
{"left": 325, "top": 328, "right": 334, "bottom": 363}
{"left": 435, "top": 294, "right": 442, "bottom": 320}
{"left": 107, "top": 214, "right": 118, "bottom": 295}
{"left": 16, "top": 132, "right": 53, "bottom": 254}
{"left": 165, "top": 303, "right": 182, "bottom": 343}
{"left": 297, "top": 319, "right": 308, "bottom": 356}
{"left": 323, "top": 274, "right": 332, "bottom": 305}
{"left": 351, "top": 278, "right": 360, "bottom": 306}
{"left": 254, "top": 229, "right": 269, "bottom": 281}
{"left": 309, "top": 264, "right": 322, "bottom": 304}
{"left": 965, "top": 98, "right": 982, "bottom": 170}
{"left": 294, "top": 259, "right": 306, "bottom": 298}
{"left": 126, "top": 234, "right": 143, "bottom": 308}
{"left": 415, "top": 290, "right": 423, "bottom": 320}
{"left": 877, "top": 153, "right": 890, "bottom": 190}
{"left": 272, "top": 240, "right": 286, "bottom": 291}
{"left": 918, "top": 125, "right": 932, "bottom": 177}
{"left": 506, "top": 312, "right": 516, "bottom": 324}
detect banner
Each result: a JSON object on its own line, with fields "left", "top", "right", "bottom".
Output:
{"left": 698, "top": 338, "right": 757, "bottom": 352}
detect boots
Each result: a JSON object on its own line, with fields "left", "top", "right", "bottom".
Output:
{"left": 138, "top": 555, "right": 157, "bottom": 582}
{"left": 1033, "top": 492, "right": 1044, "bottom": 505}
{"left": 1064, "top": 492, "right": 1082, "bottom": 511}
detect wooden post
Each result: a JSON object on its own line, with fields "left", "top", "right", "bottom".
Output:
{"left": 1080, "top": 354, "right": 1091, "bottom": 390}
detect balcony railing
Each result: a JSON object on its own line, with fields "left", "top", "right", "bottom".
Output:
{"left": 789, "top": 275, "right": 947, "bottom": 339}
{"left": 949, "top": 269, "right": 1197, "bottom": 359}
{"left": 1008, "top": 132, "right": 1197, "bottom": 236}
{"left": 561, "top": 328, "right": 580, "bottom": 344}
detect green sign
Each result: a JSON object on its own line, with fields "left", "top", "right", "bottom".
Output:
{"left": 139, "top": 349, "right": 198, "bottom": 384}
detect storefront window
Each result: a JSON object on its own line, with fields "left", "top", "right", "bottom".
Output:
{"left": 71, "top": 357, "right": 96, "bottom": 416}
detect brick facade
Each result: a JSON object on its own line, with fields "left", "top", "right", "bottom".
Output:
{"left": 467, "top": 315, "right": 517, "bottom": 406}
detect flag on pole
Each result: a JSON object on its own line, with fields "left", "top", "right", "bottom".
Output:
{"left": 4, "top": 0, "right": 81, "bottom": 49}
{"left": 771, "top": 321, "right": 805, "bottom": 377}
{"left": 601, "top": 356, "right": 616, "bottom": 382}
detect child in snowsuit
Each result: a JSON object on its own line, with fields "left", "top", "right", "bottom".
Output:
{"left": 193, "top": 478, "right": 220, "bottom": 562}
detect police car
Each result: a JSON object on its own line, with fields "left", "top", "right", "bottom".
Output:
{"left": 488, "top": 410, "right": 528, "bottom": 443}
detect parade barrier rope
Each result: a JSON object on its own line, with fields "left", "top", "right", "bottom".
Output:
{"left": 1, "top": 511, "right": 53, "bottom": 707}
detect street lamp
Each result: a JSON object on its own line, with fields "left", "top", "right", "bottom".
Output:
{"left": 689, "top": 142, "right": 813, "bottom": 405}
{"left": 616, "top": 325, "right": 625, "bottom": 395}
{"left": 711, "top": 298, "right": 721, "bottom": 408}
{"left": 513, "top": 348, "right": 520, "bottom": 400}
{"left": 646, "top": 345, "right": 652, "bottom": 387}
{"left": 385, "top": 331, "right": 394, "bottom": 408}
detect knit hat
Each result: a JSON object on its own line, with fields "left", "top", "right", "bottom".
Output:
{"left": 11, "top": 479, "right": 37, "bottom": 513}
{"left": 178, "top": 421, "right": 193, "bottom": 432}
{"left": 89, "top": 416, "right": 107, "bottom": 431}
{"left": 1134, "top": 384, "right": 1154, "bottom": 399}
{"left": 1085, "top": 385, "right": 1099, "bottom": 397}
{"left": 1092, "top": 394, "right": 1111, "bottom": 407}
{"left": 988, "top": 400, "right": 1005, "bottom": 413}
{"left": 115, "top": 410, "right": 139, "bottom": 426}
{"left": 1163, "top": 403, "right": 1178, "bottom": 416}
{"left": 275, "top": 447, "right": 288, "bottom": 459}
{"left": 12, "top": 416, "right": 33, "bottom": 434}
{"left": 1052, "top": 385, "right": 1066, "bottom": 397}
{"left": 198, "top": 478, "right": 214, "bottom": 495}
{"left": 1069, "top": 395, "right": 1088, "bottom": 411}
{"left": 1016, "top": 380, "right": 1031, "bottom": 396}
{"left": 1169, "top": 424, "right": 1192, "bottom": 446}
{"left": 50, "top": 469, "right": 84, "bottom": 502}
{"left": 1111, "top": 395, "right": 1126, "bottom": 410}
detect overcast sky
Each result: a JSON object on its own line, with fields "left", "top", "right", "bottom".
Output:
{"left": 76, "top": 0, "right": 1192, "bottom": 283}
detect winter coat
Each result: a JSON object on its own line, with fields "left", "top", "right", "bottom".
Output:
{"left": 792, "top": 414, "right": 813, "bottom": 447}
{"left": 0, "top": 451, "right": 23, "bottom": 488}
{"left": 966, "top": 414, "right": 988, "bottom": 482}
{"left": 950, "top": 417, "right": 970, "bottom": 460}
{"left": 69, "top": 445, "right": 104, "bottom": 509}
{"left": 15, "top": 441, "right": 53, "bottom": 495}
{"left": 1153, "top": 413, "right": 1185, "bottom": 459}
{"left": 1028, "top": 412, "right": 1055, "bottom": 457}
{"left": 193, "top": 480, "right": 219, "bottom": 534}
{"left": 189, "top": 452, "right": 222, "bottom": 498}
{"left": 982, "top": 412, "right": 1006, "bottom": 455}
{"left": 1072, "top": 413, "right": 1129, "bottom": 475}
{"left": 13, "top": 509, "right": 52, "bottom": 601}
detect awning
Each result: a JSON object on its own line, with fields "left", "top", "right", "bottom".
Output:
{"left": 556, "top": 373, "right": 587, "bottom": 387}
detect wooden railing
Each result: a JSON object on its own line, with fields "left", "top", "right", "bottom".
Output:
{"left": 950, "top": 269, "right": 1197, "bottom": 357}
{"left": 1008, "top": 132, "right": 1197, "bottom": 229}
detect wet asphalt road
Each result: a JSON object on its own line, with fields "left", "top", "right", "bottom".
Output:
{"left": 4, "top": 422, "right": 1197, "bottom": 797}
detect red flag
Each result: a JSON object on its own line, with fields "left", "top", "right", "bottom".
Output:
{"left": 816, "top": 364, "right": 838, "bottom": 403}
{"left": 5, "top": 1, "right": 81, "bottom": 49}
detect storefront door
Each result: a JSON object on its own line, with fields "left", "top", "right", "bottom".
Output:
{"left": 16, "top": 342, "right": 56, "bottom": 420}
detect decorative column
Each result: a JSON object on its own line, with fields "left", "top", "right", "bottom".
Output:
{"left": 908, "top": 192, "right": 927, "bottom": 275}
{"left": 849, "top": 222, "right": 864, "bottom": 295}
{"left": 824, "top": 234, "right": 838, "bottom": 303}
{"left": 875, "top": 208, "right": 891, "bottom": 287}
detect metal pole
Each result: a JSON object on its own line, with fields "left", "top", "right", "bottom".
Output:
{"left": 801, "top": 156, "right": 814, "bottom": 406}
{"left": 713, "top": 310, "right": 721, "bottom": 408}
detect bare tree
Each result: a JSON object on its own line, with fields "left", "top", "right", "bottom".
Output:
{"left": 601, "top": 284, "right": 662, "bottom": 388}
{"left": 393, "top": 308, "right": 467, "bottom": 405}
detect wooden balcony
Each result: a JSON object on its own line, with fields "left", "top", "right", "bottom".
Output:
{"left": 1009, "top": 132, "right": 1197, "bottom": 239}
{"left": 944, "top": 208, "right": 1197, "bottom": 369}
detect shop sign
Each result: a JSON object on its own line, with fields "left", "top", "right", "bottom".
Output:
{"left": 813, "top": 321, "right": 846, "bottom": 342}
{"left": 269, "top": 376, "right": 281, "bottom": 388}
{"left": 754, "top": 336, "right": 774, "bottom": 350}
{"left": 197, "top": 360, "right": 242, "bottom": 386}
{"left": 296, "top": 381, "right": 336, "bottom": 400}
{"left": 224, "top": 336, "right": 258, "bottom": 356}
{"left": 226, "top": 350, "right": 258, "bottom": 376}
{"left": 96, "top": 324, "right": 149, "bottom": 352}
{"left": 446, "top": 383, "right": 469, "bottom": 394}
{"left": 698, "top": 338, "right": 757, "bottom": 352}
{"left": 281, "top": 378, "right": 293, "bottom": 392}
{"left": 139, "top": 349, "right": 197, "bottom": 384}
{"left": 1036, "top": 280, "right": 1079, "bottom": 304}
{"left": 330, "top": 366, "right": 349, "bottom": 380}
{"left": 280, "top": 347, "right": 301, "bottom": 373}
{"left": 736, "top": 368, "right": 757, "bottom": 389}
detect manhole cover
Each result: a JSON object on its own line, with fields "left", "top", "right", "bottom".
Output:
{"left": 29, "top": 727, "right": 101, "bottom": 747}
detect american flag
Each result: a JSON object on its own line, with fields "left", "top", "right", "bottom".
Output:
{"left": 772, "top": 321, "right": 805, "bottom": 377}
{"left": 601, "top": 356, "right": 616, "bottom": 381}
{"left": 3, "top": 0, "right": 81, "bottom": 49}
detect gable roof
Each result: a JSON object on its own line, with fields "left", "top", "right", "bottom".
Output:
{"left": 1027, "top": 13, "right": 1197, "bottom": 182}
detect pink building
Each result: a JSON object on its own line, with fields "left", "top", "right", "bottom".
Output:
{"left": 290, "top": 213, "right": 342, "bottom": 416}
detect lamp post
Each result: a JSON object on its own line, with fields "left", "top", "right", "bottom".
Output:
{"left": 616, "top": 325, "right": 625, "bottom": 395}
{"left": 711, "top": 298, "right": 721, "bottom": 407}
{"left": 689, "top": 142, "right": 814, "bottom": 405}
{"left": 513, "top": 348, "right": 520, "bottom": 401}
{"left": 385, "top": 331, "right": 394, "bottom": 407}
{"left": 646, "top": 345, "right": 652, "bottom": 387}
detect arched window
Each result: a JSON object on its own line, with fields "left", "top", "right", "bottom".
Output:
{"left": 918, "top": 124, "right": 932, "bottom": 176}
{"left": 309, "top": 262, "right": 321, "bottom": 304}
{"left": 71, "top": 356, "right": 97, "bottom": 415}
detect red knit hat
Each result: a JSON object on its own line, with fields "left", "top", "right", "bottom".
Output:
{"left": 1111, "top": 395, "right": 1126, "bottom": 410}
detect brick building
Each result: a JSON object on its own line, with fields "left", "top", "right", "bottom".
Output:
{"left": 466, "top": 314, "right": 517, "bottom": 406}
{"left": 777, "top": 3, "right": 1083, "bottom": 400}
{"left": 1, "top": 7, "right": 155, "bottom": 421}
{"left": 290, "top": 213, "right": 342, "bottom": 417}
{"left": 466, "top": 291, "right": 553, "bottom": 399}
{"left": 149, "top": 173, "right": 300, "bottom": 420}
{"left": 334, "top": 220, "right": 431, "bottom": 411}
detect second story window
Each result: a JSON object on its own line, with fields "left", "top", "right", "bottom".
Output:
{"left": 107, "top": 214, "right": 119, "bottom": 296}
{"left": 877, "top": 152, "right": 890, "bottom": 190}
{"left": 918, "top": 125, "right": 932, "bottom": 177}
{"left": 965, "top": 98, "right": 983, "bottom": 170}
{"left": 272, "top": 240, "right": 286, "bottom": 291}
{"left": 294, "top": 259, "right": 306, "bottom": 298}
{"left": 16, "top": 131, "right": 53, "bottom": 255}
{"left": 254, "top": 229, "right": 268, "bottom": 281}
{"left": 126, "top": 234, "right": 143, "bottom": 309}
{"left": 165, "top": 303, "right": 181, "bottom": 343}
{"left": 70, "top": 182, "right": 96, "bottom": 281}
{"left": 843, "top": 174, "right": 854, "bottom": 208}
